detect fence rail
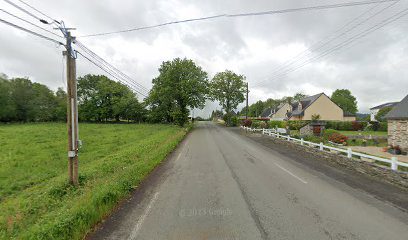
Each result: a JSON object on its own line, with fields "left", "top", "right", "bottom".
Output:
{"left": 241, "top": 126, "right": 408, "bottom": 171}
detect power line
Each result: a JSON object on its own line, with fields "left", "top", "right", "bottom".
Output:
{"left": 77, "top": 50, "right": 148, "bottom": 97}
{"left": 16, "top": 0, "right": 59, "bottom": 24}
{"left": 74, "top": 40, "right": 150, "bottom": 94}
{"left": 0, "top": 8, "right": 63, "bottom": 38}
{"left": 253, "top": 0, "right": 400, "bottom": 86}
{"left": 79, "top": 0, "right": 399, "bottom": 38}
{"left": 254, "top": 7, "right": 408, "bottom": 87}
{"left": 74, "top": 43, "right": 150, "bottom": 96}
{"left": 0, "top": 17, "right": 63, "bottom": 45}
{"left": 3, "top": 0, "right": 41, "bottom": 21}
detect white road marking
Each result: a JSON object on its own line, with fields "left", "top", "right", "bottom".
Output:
{"left": 274, "top": 163, "right": 308, "bottom": 184}
{"left": 128, "top": 191, "right": 160, "bottom": 240}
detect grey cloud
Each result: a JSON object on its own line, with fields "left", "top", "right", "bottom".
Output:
{"left": 1, "top": 0, "right": 407, "bottom": 117}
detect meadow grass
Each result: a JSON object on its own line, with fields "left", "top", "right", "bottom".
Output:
{"left": 0, "top": 123, "right": 188, "bottom": 239}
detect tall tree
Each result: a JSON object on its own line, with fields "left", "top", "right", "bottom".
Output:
{"left": 0, "top": 77, "right": 15, "bottom": 121}
{"left": 331, "top": 89, "right": 358, "bottom": 114}
{"left": 293, "top": 92, "right": 306, "bottom": 102}
{"left": 77, "top": 74, "right": 144, "bottom": 122}
{"left": 210, "top": 70, "right": 246, "bottom": 124}
{"left": 146, "top": 58, "right": 209, "bottom": 126}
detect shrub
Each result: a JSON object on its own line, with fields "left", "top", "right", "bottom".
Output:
{"left": 352, "top": 121, "right": 363, "bottom": 131}
{"left": 286, "top": 120, "right": 309, "bottom": 130}
{"left": 269, "top": 120, "right": 286, "bottom": 129}
{"left": 323, "top": 129, "right": 339, "bottom": 140}
{"left": 242, "top": 119, "right": 252, "bottom": 127}
{"left": 325, "top": 121, "right": 354, "bottom": 131}
{"left": 328, "top": 133, "right": 348, "bottom": 144}
{"left": 378, "top": 122, "right": 388, "bottom": 131}
{"left": 230, "top": 116, "right": 239, "bottom": 127}
{"left": 259, "top": 121, "right": 268, "bottom": 129}
{"left": 304, "top": 135, "right": 323, "bottom": 143}
{"left": 251, "top": 121, "right": 261, "bottom": 129}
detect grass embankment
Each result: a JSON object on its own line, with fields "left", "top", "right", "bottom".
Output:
{"left": 0, "top": 123, "right": 188, "bottom": 239}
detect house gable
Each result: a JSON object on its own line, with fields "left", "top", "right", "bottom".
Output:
{"left": 271, "top": 103, "right": 291, "bottom": 120}
{"left": 301, "top": 94, "right": 344, "bottom": 121}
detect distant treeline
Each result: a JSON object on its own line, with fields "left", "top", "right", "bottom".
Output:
{"left": 0, "top": 74, "right": 145, "bottom": 123}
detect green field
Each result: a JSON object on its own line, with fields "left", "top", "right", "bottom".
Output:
{"left": 338, "top": 130, "right": 387, "bottom": 136}
{"left": 0, "top": 123, "right": 188, "bottom": 239}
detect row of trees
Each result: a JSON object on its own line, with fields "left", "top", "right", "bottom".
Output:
{"left": 0, "top": 75, "right": 66, "bottom": 122}
{"left": 1, "top": 58, "right": 247, "bottom": 126}
{"left": 240, "top": 89, "right": 358, "bottom": 118}
{"left": 0, "top": 74, "right": 145, "bottom": 123}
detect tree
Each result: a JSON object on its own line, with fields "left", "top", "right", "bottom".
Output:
{"left": 210, "top": 70, "right": 246, "bottom": 125}
{"left": 146, "top": 58, "right": 209, "bottom": 126}
{"left": 375, "top": 106, "right": 392, "bottom": 122}
{"left": 54, "top": 88, "right": 67, "bottom": 121}
{"left": 331, "top": 89, "right": 358, "bottom": 114}
{"left": 0, "top": 77, "right": 16, "bottom": 121}
{"left": 293, "top": 92, "right": 306, "bottom": 102}
{"left": 77, "top": 74, "right": 145, "bottom": 122}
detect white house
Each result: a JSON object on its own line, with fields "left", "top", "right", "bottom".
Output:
{"left": 369, "top": 102, "right": 398, "bottom": 121}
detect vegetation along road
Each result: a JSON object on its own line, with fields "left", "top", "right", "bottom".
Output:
{"left": 88, "top": 121, "right": 408, "bottom": 240}
{"left": 0, "top": 123, "right": 188, "bottom": 239}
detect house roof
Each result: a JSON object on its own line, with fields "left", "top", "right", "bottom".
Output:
{"left": 290, "top": 93, "right": 324, "bottom": 117}
{"left": 385, "top": 95, "right": 408, "bottom": 120}
{"left": 260, "top": 107, "right": 273, "bottom": 118}
{"left": 370, "top": 102, "right": 398, "bottom": 110}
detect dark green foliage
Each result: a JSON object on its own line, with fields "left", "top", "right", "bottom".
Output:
{"left": 0, "top": 77, "right": 66, "bottom": 122}
{"left": 331, "top": 89, "right": 358, "bottom": 114}
{"left": 325, "top": 121, "right": 355, "bottom": 131}
{"left": 268, "top": 120, "right": 287, "bottom": 129}
{"left": 375, "top": 107, "right": 393, "bottom": 122}
{"left": 77, "top": 74, "right": 145, "bottom": 122}
{"left": 286, "top": 120, "right": 309, "bottom": 130}
{"left": 146, "top": 58, "right": 209, "bottom": 126}
{"left": 210, "top": 70, "right": 246, "bottom": 116}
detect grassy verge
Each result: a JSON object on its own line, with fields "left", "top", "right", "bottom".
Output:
{"left": 0, "top": 123, "right": 188, "bottom": 239}
{"left": 338, "top": 130, "right": 387, "bottom": 136}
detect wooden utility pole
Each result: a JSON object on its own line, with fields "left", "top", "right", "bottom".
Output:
{"left": 65, "top": 31, "right": 79, "bottom": 186}
{"left": 246, "top": 82, "right": 249, "bottom": 120}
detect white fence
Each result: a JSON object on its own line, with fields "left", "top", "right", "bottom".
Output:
{"left": 241, "top": 126, "right": 408, "bottom": 172}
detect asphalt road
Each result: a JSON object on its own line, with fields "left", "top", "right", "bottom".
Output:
{"left": 89, "top": 122, "right": 408, "bottom": 240}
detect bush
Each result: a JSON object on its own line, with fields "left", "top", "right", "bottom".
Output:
{"left": 304, "top": 135, "right": 323, "bottom": 143}
{"left": 323, "top": 129, "right": 339, "bottom": 140}
{"left": 242, "top": 119, "right": 252, "bottom": 127}
{"left": 269, "top": 120, "right": 286, "bottom": 129}
{"left": 251, "top": 121, "right": 261, "bottom": 129}
{"left": 259, "top": 121, "right": 268, "bottom": 129}
{"left": 230, "top": 116, "right": 239, "bottom": 127}
{"left": 328, "top": 133, "right": 348, "bottom": 144}
{"left": 286, "top": 120, "right": 309, "bottom": 130}
{"left": 379, "top": 122, "right": 388, "bottom": 131}
{"left": 352, "top": 121, "right": 363, "bottom": 131}
{"left": 365, "top": 122, "right": 380, "bottom": 131}
{"left": 325, "top": 121, "right": 354, "bottom": 131}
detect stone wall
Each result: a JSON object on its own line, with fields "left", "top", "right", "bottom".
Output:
{"left": 388, "top": 120, "right": 408, "bottom": 151}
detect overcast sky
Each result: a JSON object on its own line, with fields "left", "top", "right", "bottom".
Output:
{"left": 1, "top": 0, "right": 407, "bottom": 117}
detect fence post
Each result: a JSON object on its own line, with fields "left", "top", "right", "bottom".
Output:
{"left": 391, "top": 157, "right": 398, "bottom": 171}
{"left": 301, "top": 138, "right": 304, "bottom": 145}
{"left": 319, "top": 142, "right": 323, "bottom": 151}
{"left": 347, "top": 148, "right": 352, "bottom": 158}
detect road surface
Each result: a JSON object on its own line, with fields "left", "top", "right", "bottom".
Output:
{"left": 89, "top": 122, "right": 408, "bottom": 240}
